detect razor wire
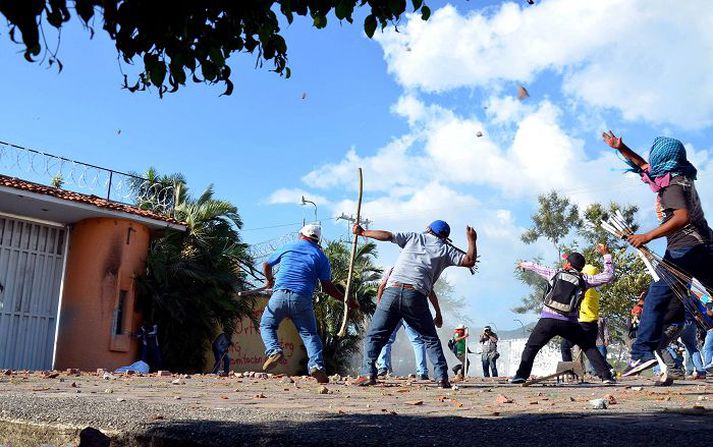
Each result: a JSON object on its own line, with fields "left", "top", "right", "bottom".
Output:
{"left": 0, "top": 140, "right": 175, "bottom": 214}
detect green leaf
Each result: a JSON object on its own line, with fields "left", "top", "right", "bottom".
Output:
{"left": 421, "top": 5, "right": 431, "bottom": 20}
{"left": 412, "top": 0, "right": 423, "bottom": 11}
{"left": 364, "top": 14, "right": 377, "bottom": 38}
{"left": 209, "top": 48, "right": 225, "bottom": 66}
{"left": 149, "top": 62, "right": 167, "bottom": 87}
{"left": 313, "top": 15, "right": 327, "bottom": 29}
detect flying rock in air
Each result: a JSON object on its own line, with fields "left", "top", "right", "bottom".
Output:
{"left": 517, "top": 85, "right": 529, "bottom": 101}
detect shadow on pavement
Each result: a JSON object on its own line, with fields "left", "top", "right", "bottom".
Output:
{"left": 134, "top": 410, "right": 713, "bottom": 447}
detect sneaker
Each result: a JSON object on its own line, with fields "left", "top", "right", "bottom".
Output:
{"left": 262, "top": 351, "right": 284, "bottom": 371}
{"left": 621, "top": 358, "right": 658, "bottom": 377}
{"left": 418, "top": 374, "right": 430, "bottom": 381}
{"left": 509, "top": 376, "right": 526, "bottom": 384}
{"left": 376, "top": 368, "right": 388, "bottom": 378}
{"left": 689, "top": 372, "right": 706, "bottom": 380}
{"left": 351, "top": 375, "right": 376, "bottom": 386}
{"left": 438, "top": 379, "right": 452, "bottom": 389}
{"left": 310, "top": 367, "right": 329, "bottom": 384}
{"left": 602, "top": 378, "right": 617, "bottom": 385}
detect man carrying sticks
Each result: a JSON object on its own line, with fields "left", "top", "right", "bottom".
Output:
{"left": 260, "top": 224, "right": 357, "bottom": 384}
{"left": 603, "top": 132, "right": 713, "bottom": 380}
{"left": 351, "top": 220, "right": 478, "bottom": 388}
{"left": 510, "top": 244, "right": 617, "bottom": 384}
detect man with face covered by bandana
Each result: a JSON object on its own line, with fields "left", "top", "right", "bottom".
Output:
{"left": 603, "top": 132, "right": 713, "bottom": 384}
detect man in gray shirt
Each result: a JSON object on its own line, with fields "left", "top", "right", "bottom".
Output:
{"left": 351, "top": 220, "right": 477, "bottom": 388}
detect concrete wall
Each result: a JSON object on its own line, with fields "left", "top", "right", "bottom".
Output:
{"left": 206, "top": 297, "right": 307, "bottom": 375}
{"left": 54, "top": 218, "right": 149, "bottom": 371}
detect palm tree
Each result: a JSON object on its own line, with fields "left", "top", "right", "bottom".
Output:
{"left": 314, "top": 241, "right": 381, "bottom": 374}
{"left": 129, "top": 167, "right": 185, "bottom": 214}
{"left": 136, "top": 180, "right": 255, "bottom": 372}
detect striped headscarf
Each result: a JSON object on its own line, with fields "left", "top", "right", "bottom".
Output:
{"left": 648, "top": 136, "right": 697, "bottom": 179}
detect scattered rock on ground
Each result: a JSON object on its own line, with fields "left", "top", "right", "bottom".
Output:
{"left": 589, "top": 398, "right": 608, "bottom": 410}
{"left": 496, "top": 395, "right": 513, "bottom": 404}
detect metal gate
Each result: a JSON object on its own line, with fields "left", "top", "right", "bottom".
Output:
{"left": 0, "top": 216, "right": 66, "bottom": 370}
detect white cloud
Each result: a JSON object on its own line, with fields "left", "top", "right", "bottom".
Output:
{"left": 377, "top": 0, "right": 713, "bottom": 129}
{"left": 265, "top": 188, "right": 330, "bottom": 206}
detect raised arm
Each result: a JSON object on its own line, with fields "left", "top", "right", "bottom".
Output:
{"left": 602, "top": 131, "right": 649, "bottom": 171}
{"left": 582, "top": 244, "right": 615, "bottom": 288}
{"left": 460, "top": 226, "right": 478, "bottom": 268}
{"left": 518, "top": 261, "right": 557, "bottom": 281}
{"left": 353, "top": 225, "right": 393, "bottom": 241}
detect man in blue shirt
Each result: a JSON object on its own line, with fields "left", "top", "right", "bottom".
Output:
{"left": 260, "top": 224, "right": 353, "bottom": 384}
{"left": 351, "top": 220, "right": 477, "bottom": 388}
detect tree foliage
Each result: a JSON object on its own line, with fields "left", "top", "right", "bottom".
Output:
{"left": 0, "top": 0, "right": 433, "bottom": 96}
{"left": 314, "top": 240, "right": 381, "bottom": 374}
{"left": 516, "top": 194, "right": 650, "bottom": 341}
{"left": 521, "top": 191, "right": 580, "bottom": 258}
{"left": 135, "top": 175, "right": 255, "bottom": 372}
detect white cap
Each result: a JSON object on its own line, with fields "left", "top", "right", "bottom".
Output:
{"left": 455, "top": 324, "right": 466, "bottom": 330}
{"left": 299, "top": 224, "right": 321, "bottom": 241}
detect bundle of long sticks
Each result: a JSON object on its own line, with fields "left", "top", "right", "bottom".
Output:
{"left": 600, "top": 211, "right": 713, "bottom": 330}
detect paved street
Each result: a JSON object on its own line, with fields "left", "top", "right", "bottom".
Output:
{"left": 1, "top": 370, "right": 712, "bottom": 446}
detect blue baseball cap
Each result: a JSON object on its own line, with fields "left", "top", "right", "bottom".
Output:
{"left": 427, "top": 220, "right": 451, "bottom": 240}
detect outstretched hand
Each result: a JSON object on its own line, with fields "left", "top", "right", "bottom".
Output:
{"left": 627, "top": 233, "right": 652, "bottom": 249}
{"left": 352, "top": 225, "right": 364, "bottom": 236}
{"left": 602, "top": 130, "right": 623, "bottom": 150}
{"left": 596, "top": 243, "right": 610, "bottom": 256}
{"left": 466, "top": 225, "right": 477, "bottom": 241}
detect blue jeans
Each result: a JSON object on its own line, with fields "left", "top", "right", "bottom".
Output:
{"left": 703, "top": 329, "right": 713, "bottom": 366}
{"left": 481, "top": 354, "right": 498, "bottom": 377}
{"left": 631, "top": 244, "right": 713, "bottom": 362}
{"left": 376, "top": 319, "right": 428, "bottom": 376}
{"left": 260, "top": 289, "right": 324, "bottom": 372}
{"left": 680, "top": 318, "right": 705, "bottom": 373}
{"left": 362, "top": 287, "right": 448, "bottom": 381}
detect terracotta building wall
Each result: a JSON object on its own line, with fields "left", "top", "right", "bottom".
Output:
{"left": 54, "top": 217, "right": 150, "bottom": 371}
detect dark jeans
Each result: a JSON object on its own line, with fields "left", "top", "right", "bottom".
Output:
{"left": 632, "top": 244, "right": 713, "bottom": 362}
{"left": 515, "top": 318, "right": 613, "bottom": 380}
{"left": 482, "top": 354, "right": 498, "bottom": 377}
{"left": 212, "top": 346, "right": 230, "bottom": 375}
{"left": 140, "top": 340, "right": 162, "bottom": 372}
{"left": 362, "top": 286, "right": 448, "bottom": 381}
{"left": 561, "top": 321, "right": 612, "bottom": 370}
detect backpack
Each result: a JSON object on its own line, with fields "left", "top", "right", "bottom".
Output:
{"left": 447, "top": 338, "right": 458, "bottom": 355}
{"left": 543, "top": 269, "right": 585, "bottom": 315}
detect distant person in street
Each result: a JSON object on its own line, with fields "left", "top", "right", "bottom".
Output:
{"left": 351, "top": 220, "right": 477, "bottom": 388}
{"left": 480, "top": 325, "right": 499, "bottom": 377}
{"left": 449, "top": 325, "right": 471, "bottom": 378}
{"left": 138, "top": 322, "right": 161, "bottom": 372}
{"left": 375, "top": 267, "right": 444, "bottom": 380}
{"left": 211, "top": 332, "right": 232, "bottom": 376}
{"left": 260, "top": 224, "right": 356, "bottom": 384}
{"left": 510, "top": 244, "right": 617, "bottom": 384}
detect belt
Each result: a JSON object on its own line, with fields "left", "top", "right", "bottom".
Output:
{"left": 390, "top": 282, "right": 416, "bottom": 289}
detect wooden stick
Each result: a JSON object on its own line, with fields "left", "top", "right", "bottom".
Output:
{"left": 337, "top": 168, "right": 363, "bottom": 337}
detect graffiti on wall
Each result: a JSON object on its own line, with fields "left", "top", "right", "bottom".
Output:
{"left": 207, "top": 297, "right": 307, "bottom": 375}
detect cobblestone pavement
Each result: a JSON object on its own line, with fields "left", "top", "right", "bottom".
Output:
{"left": 1, "top": 369, "right": 712, "bottom": 446}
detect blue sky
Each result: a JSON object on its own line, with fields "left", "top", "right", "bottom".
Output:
{"left": 2, "top": 0, "right": 713, "bottom": 332}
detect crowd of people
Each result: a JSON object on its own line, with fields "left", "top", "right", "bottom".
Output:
{"left": 254, "top": 132, "right": 713, "bottom": 388}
